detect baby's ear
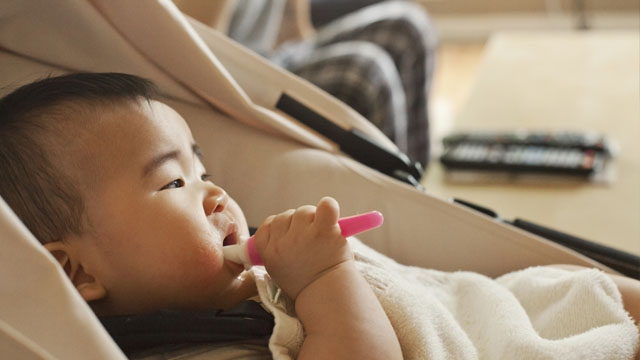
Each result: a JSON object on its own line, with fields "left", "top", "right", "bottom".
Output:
{"left": 44, "top": 241, "right": 73, "bottom": 276}
{"left": 43, "top": 241, "right": 107, "bottom": 302}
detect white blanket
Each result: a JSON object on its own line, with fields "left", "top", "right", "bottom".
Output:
{"left": 253, "top": 239, "right": 639, "bottom": 359}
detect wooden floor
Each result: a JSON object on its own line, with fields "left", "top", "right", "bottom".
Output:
{"left": 426, "top": 41, "right": 486, "bottom": 161}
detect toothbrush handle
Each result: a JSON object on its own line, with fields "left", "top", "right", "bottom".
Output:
{"left": 338, "top": 211, "right": 384, "bottom": 238}
{"left": 245, "top": 236, "right": 263, "bottom": 266}
{"left": 246, "top": 211, "right": 384, "bottom": 266}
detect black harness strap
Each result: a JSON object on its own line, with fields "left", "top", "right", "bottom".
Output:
{"left": 99, "top": 300, "right": 274, "bottom": 356}
{"left": 276, "top": 93, "right": 424, "bottom": 188}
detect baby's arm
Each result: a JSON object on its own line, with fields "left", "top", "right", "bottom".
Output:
{"left": 254, "top": 197, "right": 402, "bottom": 359}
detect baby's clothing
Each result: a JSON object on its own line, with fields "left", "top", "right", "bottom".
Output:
{"left": 129, "top": 238, "right": 638, "bottom": 359}
{"left": 253, "top": 238, "right": 639, "bottom": 360}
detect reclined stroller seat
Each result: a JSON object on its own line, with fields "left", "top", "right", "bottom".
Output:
{"left": 0, "top": 1, "right": 636, "bottom": 359}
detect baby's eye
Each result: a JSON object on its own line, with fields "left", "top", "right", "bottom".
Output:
{"left": 160, "top": 179, "right": 185, "bottom": 190}
{"left": 201, "top": 173, "right": 212, "bottom": 182}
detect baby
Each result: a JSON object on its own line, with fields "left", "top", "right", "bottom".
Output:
{"left": 0, "top": 72, "right": 400, "bottom": 358}
{"left": 1, "top": 73, "right": 638, "bottom": 359}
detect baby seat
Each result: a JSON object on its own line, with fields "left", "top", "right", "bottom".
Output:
{"left": 0, "top": 1, "right": 635, "bottom": 358}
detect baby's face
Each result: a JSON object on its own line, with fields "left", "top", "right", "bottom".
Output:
{"left": 68, "top": 99, "right": 253, "bottom": 314}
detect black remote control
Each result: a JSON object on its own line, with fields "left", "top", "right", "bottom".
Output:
{"left": 443, "top": 131, "right": 610, "bottom": 153}
{"left": 440, "top": 131, "right": 611, "bottom": 177}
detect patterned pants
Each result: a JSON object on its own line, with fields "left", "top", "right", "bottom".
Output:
{"left": 272, "top": 1, "right": 438, "bottom": 167}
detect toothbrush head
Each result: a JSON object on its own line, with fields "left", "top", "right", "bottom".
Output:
{"left": 222, "top": 236, "right": 263, "bottom": 268}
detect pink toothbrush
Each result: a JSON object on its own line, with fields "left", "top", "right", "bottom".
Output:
{"left": 223, "top": 211, "right": 384, "bottom": 268}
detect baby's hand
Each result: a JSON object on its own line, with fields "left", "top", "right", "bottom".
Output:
{"left": 253, "top": 197, "right": 352, "bottom": 300}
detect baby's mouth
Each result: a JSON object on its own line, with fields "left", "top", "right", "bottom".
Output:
{"left": 223, "top": 224, "right": 238, "bottom": 246}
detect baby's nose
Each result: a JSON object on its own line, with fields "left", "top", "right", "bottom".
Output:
{"left": 203, "top": 187, "right": 228, "bottom": 215}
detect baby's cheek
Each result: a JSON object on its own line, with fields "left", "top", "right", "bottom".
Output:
{"left": 183, "top": 244, "right": 225, "bottom": 285}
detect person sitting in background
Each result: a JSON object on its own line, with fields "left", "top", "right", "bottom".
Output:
{"left": 175, "top": 0, "right": 438, "bottom": 168}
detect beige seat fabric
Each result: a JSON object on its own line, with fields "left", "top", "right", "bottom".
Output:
{"left": 0, "top": 0, "right": 612, "bottom": 358}
{"left": 0, "top": 198, "right": 126, "bottom": 359}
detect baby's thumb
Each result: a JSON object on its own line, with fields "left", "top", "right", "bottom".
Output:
{"left": 315, "top": 197, "right": 339, "bottom": 227}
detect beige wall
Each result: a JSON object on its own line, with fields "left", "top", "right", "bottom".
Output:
{"left": 418, "top": 0, "right": 639, "bottom": 41}
{"left": 420, "top": 0, "right": 639, "bottom": 14}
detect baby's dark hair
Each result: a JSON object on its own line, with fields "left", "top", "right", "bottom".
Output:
{"left": 0, "top": 72, "right": 158, "bottom": 244}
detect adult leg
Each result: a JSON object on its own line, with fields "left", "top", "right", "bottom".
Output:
{"left": 309, "top": 1, "right": 438, "bottom": 166}
{"left": 273, "top": 40, "right": 409, "bottom": 154}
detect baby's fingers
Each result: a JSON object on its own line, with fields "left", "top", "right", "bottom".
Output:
{"left": 314, "top": 197, "right": 340, "bottom": 229}
{"left": 254, "top": 209, "right": 294, "bottom": 261}
{"left": 270, "top": 209, "right": 295, "bottom": 240}
{"left": 290, "top": 205, "right": 315, "bottom": 232}
{"left": 260, "top": 214, "right": 276, "bottom": 228}
{"left": 253, "top": 215, "right": 274, "bottom": 253}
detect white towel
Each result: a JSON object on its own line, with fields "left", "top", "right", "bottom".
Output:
{"left": 253, "top": 238, "right": 639, "bottom": 359}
